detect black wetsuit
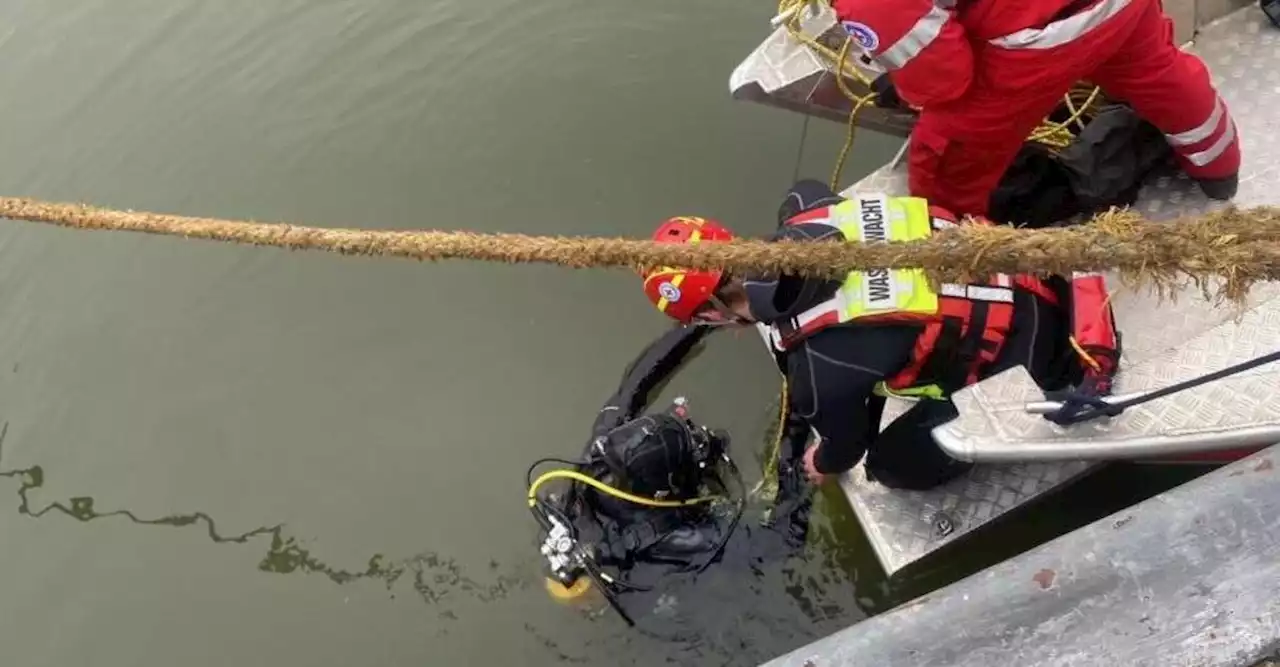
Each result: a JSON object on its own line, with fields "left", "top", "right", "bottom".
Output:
{"left": 746, "top": 180, "right": 1082, "bottom": 490}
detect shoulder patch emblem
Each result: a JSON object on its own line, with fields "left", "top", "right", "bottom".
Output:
{"left": 840, "top": 20, "right": 880, "bottom": 52}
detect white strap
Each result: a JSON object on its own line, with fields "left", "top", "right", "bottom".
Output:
{"left": 940, "top": 283, "right": 1014, "bottom": 303}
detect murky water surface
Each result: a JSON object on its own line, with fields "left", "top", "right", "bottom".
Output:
{"left": 0, "top": 3, "right": 1204, "bottom": 665}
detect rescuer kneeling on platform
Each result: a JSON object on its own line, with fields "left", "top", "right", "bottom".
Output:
{"left": 641, "top": 180, "right": 1122, "bottom": 490}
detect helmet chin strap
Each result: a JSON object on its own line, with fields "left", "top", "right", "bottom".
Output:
{"left": 694, "top": 293, "right": 753, "bottom": 327}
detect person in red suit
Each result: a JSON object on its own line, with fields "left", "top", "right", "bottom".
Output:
{"left": 833, "top": 0, "right": 1242, "bottom": 217}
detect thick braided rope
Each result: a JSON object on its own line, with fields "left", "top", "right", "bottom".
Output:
{"left": 3, "top": 197, "right": 1279, "bottom": 303}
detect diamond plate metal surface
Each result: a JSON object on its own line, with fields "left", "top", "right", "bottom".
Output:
{"left": 827, "top": 8, "right": 1280, "bottom": 576}
{"left": 840, "top": 457, "right": 1093, "bottom": 576}
{"left": 937, "top": 295, "right": 1280, "bottom": 462}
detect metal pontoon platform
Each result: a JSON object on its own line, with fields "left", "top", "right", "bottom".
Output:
{"left": 764, "top": 444, "right": 1280, "bottom": 667}
{"left": 735, "top": 4, "right": 1280, "bottom": 578}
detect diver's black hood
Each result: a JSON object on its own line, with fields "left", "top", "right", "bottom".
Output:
{"left": 742, "top": 222, "right": 843, "bottom": 325}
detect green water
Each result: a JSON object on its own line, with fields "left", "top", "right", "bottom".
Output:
{"left": 0, "top": 2, "right": 1207, "bottom": 665}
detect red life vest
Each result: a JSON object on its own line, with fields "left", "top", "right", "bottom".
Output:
{"left": 770, "top": 203, "right": 1059, "bottom": 397}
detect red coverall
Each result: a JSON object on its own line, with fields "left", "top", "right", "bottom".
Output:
{"left": 833, "top": 0, "right": 1242, "bottom": 218}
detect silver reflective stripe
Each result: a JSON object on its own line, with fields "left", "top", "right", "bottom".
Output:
{"left": 878, "top": 5, "right": 951, "bottom": 70}
{"left": 966, "top": 286, "right": 1014, "bottom": 303}
{"left": 1186, "top": 117, "right": 1237, "bottom": 167}
{"left": 1166, "top": 97, "right": 1225, "bottom": 147}
{"left": 989, "top": 0, "right": 1130, "bottom": 50}
{"left": 940, "top": 284, "right": 1014, "bottom": 303}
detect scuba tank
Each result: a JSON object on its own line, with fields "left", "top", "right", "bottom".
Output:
{"left": 526, "top": 325, "right": 745, "bottom": 626}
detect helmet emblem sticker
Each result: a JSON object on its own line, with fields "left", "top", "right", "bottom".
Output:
{"left": 659, "top": 282, "right": 682, "bottom": 303}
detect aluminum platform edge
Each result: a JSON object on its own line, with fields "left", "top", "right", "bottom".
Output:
{"left": 763, "top": 444, "right": 1280, "bottom": 667}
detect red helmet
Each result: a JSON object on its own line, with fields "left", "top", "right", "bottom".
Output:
{"left": 642, "top": 216, "right": 735, "bottom": 323}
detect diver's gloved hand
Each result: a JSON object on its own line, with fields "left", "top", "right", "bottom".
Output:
{"left": 764, "top": 459, "right": 814, "bottom": 549}
{"left": 760, "top": 413, "right": 816, "bottom": 547}
{"left": 780, "top": 412, "right": 813, "bottom": 464}
{"left": 871, "top": 74, "right": 903, "bottom": 110}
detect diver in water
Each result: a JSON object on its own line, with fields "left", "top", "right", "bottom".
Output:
{"left": 640, "top": 179, "right": 1122, "bottom": 489}
{"left": 527, "top": 321, "right": 813, "bottom": 626}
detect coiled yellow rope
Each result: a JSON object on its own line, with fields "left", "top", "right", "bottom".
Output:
{"left": 774, "top": 0, "right": 1105, "bottom": 188}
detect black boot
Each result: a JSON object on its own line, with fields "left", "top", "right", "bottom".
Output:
{"left": 864, "top": 399, "right": 971, "bottom": 491}
{"left": 1197, "top": 172, "right": 1238, "bottom": 201}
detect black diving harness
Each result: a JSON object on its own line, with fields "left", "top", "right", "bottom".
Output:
{"left": 525, "top": 324, "right": 746, "bottom": 627}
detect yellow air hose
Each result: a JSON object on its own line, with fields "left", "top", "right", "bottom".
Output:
{"left": 526, "top": 469, "right": 722, "bottom": 510}
{"left": 529, "top": 469, "right": 725, "bottom": 603}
